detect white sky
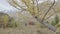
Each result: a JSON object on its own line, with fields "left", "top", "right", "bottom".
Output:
{"left": 0, "top": 0, "right": 16, "bottom": 11}
{"left": 0, "top": 0, "right": 57, "bottom": 11}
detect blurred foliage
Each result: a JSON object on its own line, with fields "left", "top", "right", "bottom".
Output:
{"left": 8, "top": 0, "right": 39, "bottom": 17}
{"left": 7, "top": 18, "right": 18, "bottom": 28}
{"left": 57, "top": 24, "right": 60, "bottom": 27}
{"left": 35, "top": 22, "right": 41, "bottom": 28}
{"left": 8, "top": 0, "right": 60, "bottom": 33}
{"left": 35, "top": 22, "right": 46, "bottom": 28}
{"left": 0, "top": 12, "right": 19, "bottom": 28}
{"left": 0, "top": 12, "right": 10, "bottom": 28}
{"left": 51, "top": 15, "right": 59, "bottom": 26}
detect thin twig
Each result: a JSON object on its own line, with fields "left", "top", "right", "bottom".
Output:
{"left": 44, "top": 12, "right": 55, "bottom": 21}
{"left": 36, "top": 0, "right": 40, "bottom": 17}
{"left": 8, "top": 0, "right": 29, "bottom": 11}
{"left": 41, "top": 0, "right": 55, "bottom": 22}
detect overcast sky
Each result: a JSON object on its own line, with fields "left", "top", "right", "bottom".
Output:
{"left": 0, "top": 0, "right": 15, "bottom": 11}
{"left": 0, "top": 0, "right": 57, "bottom": 11}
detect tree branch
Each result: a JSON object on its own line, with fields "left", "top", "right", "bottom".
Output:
{"left": 34, "top": 0, "right": 57, "bottom": 32}
{"left": 36, "top": 0, "right": 40, "bottom": 16}
{"left": 35, "top": 17, "right": 57, "bottom": 32}
{"left": 41, "top": 0, "right": 55, "bottom": 22}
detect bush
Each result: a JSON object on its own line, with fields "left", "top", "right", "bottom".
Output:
{"left": 0, "top": 12, "right": 19, "bottom": 28}
{"left": 0, "top": 12, "right": 10, "bottom": 28}
{"left": 51, "top": 15, "right": 59, "bottom": 26}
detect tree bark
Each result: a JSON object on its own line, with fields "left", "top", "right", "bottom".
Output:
{"left": 36, "top": 17, "right": 56, "bottom": 32}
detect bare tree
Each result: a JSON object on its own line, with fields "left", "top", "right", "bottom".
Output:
{"left": 8, "top": 0, "right": 57, "bottom": 32}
